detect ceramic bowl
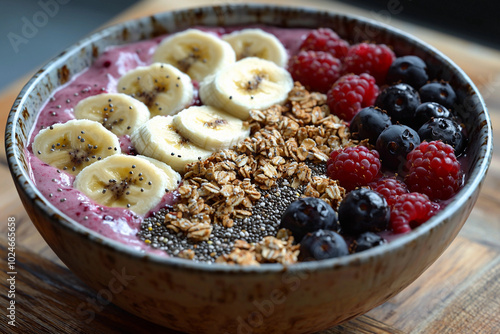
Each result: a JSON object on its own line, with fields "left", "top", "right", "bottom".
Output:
{"left": 5, "top": 4, "right": 493, "bottom": 333}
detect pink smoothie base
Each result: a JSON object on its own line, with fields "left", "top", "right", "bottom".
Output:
{"left": 26, "top": 26, "right": 312, "bottom": 252}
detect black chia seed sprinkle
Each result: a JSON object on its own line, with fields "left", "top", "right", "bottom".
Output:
{"left": 138, "top": 161, "right": 325, "bottom": 263}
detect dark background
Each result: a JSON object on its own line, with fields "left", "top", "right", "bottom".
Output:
{"left": 338, "top": 0, "right": 499, "bottom": 49}
{"left": 1, "top": 0, "right": 138, "bottom": 91}
{"left": 1, "top": 0, "right": 499, "bottom": 91}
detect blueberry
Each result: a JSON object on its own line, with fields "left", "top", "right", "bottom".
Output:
{"left": 350, "top": 107, "right": 392, "bottom": 145}
{"left": 280, "top": 197, "right": 338, "bottom": 242}
{"left": 299, "top": 230, "right": 349, "bottom": 261}
{"left": 418, "top": 117, "right": 466, "bottom": 154}
{"left": 411, "top": 102, "right": 451, "bottom": 130}
{"left": 419, "top": 81, "right": 457, "bottom": 110}
{"left": 376, "top": 124, "right": 420, "bottom": 170}
{"left": 338, "top": 188, "right": 390, "bottom": 235}
{"left": 375, "top": 83, "right": 421, "bottom": 125}
{"left": 386, "top": 55, "right": 428, "bottom": 89}
{"left": 350, "top": 232, "right": 387, "bottom": 253}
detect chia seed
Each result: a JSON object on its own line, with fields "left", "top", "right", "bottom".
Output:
{"left": 138, "top": 162, "right": 325, "bottom": 263}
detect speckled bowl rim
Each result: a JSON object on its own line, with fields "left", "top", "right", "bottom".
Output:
{"left": 6, "top": 4, "right": 493, "bottom": 274}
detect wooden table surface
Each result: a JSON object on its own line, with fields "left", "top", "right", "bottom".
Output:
{"left": 1, "top": 0, "right": 499, "bottom": 333}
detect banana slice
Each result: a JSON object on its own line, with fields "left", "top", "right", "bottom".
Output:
{"left": 32, "top": 119, "right": 121, "bottom": 175}
{"left": 117, "top": 63, "right": 193, "bottom": 117}
{"left": 222, "top": 29, "right": 288, "bottom": 67}
{"left": 199, "top": 57, "right": 294, "bottom": 120}
{"left": 136, "top": 155, "right": 181, "bottom": 191}
{"left": 74, "top": 155, "right": 171, "bottom": 215}
{"left": 152, "top": 29, "right": 236, "bottom": 81}
{"left": 172, "top": 105, "right": 249, "bottom": 151}
{"left": 74, "top": 93, "right": 150, "bottom": 137}
{"left": 131, "top": 116, "right": 212, "bottom": 173}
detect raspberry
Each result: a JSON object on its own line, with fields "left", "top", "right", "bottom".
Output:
{"left": 299, "top": 28, "right": 349, "bottom": 59}
{"left": 326, "top": 73, "right": 379, "bottom": 121}
{"left": 343, "top": 43, "right": 396, "bottom": 84}
{"left": 326, "top": 146, "right": 381, "bottom": 191}
{"left": 390, "top": 192, "right": 437, "bottom": 234}
{"left": 288, "top": 50, "right": 342, "bottom": 93}
{"left": 369, "top": 176, "right": 409, "bottom": 206}
{"left": 405, "top": 141, "right": 463, "bottom": 200}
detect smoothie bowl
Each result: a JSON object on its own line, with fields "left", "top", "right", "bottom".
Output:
{"left": 5, "top": 4, "right": 493, "bottom": 333}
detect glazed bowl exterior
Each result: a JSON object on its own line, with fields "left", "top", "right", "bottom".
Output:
{"left": 5, "top": 4, "right": 493, "bottom": 333}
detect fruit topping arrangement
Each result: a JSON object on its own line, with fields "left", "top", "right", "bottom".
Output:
{"left": 29, "top": 26, "right": 467, "bottom": 265}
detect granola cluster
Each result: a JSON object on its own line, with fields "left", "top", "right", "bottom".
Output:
{"left": 215, "top": 229, "right": 300, "bottom": 265}
{"left": 163, "top": 83, "right": 352, "bottom": 264}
